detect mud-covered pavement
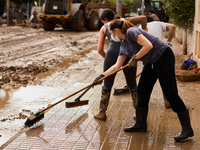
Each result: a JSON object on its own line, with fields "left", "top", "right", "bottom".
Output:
{"left": 0, "top": 26, "right": 99, "bottom": 89}
{"left": 1, "top": 25, "right": 200, "bottom": 149}
{"left": 0, "top": 26, "right": 101, "bottom": 146}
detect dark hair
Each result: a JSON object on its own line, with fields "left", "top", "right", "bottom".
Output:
{"left": 109, "top": 19, "right": 134, "bottom": 34}
{"left": 147, "top": 16, "right": 153, "bottom": 23}
{"left": 149, "top": 10, "right": 156, "bottom": 14}
{"left": 114, "top": 14, "right": 122, "bottom": 19}
{"left": 100, "top": 9, "right": 115, "bottom": 21}
{"left": 110, "top": 20, "right": 124, "bottom": 30}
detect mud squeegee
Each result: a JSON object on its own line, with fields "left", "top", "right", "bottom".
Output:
{"left": 25, "top": 65, "right": 129, "bottom": 127}
{"left": 65, "top": 64, "right": 131, "bottom": 108}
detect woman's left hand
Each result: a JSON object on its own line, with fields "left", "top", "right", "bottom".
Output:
{"left": 92, "top": 74, "right": 105, "bottom": 87}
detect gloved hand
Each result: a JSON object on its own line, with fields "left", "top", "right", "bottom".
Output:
{"left": 167, "top": 42, "right": 172, "bottom": 47}
{"left": 128, "top": 55, "right": 138, "bottom": 68}
{"left": 92, "top": 74, "right": 105, "bottom": 87}
{"left": 144, "top": 28, "right": 148, "bottom": 32}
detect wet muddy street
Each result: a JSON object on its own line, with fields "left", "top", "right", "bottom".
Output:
{"left": 0, "top": 26, "right": 102, "bottom": 146}
{"left": 1, "top": 26, "right": 200, "bottom": 149}
{"left": 0, "top": 26, "right": 100, "bottom": 89}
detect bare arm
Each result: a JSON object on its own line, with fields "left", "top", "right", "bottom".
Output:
{"left": 102, "top": 55, "right": 127, "bottom": 76}
{"left": 127, "top": 15, "right": 147, "bottom": 30}
{"left": 97, "top": 26, "right": 107, "bottom": 58}
{"left": 134, "top": 34, "right": 153, "bottom": 59}
{"left": 166, "top": 23, "right": 176, "bottom": 42}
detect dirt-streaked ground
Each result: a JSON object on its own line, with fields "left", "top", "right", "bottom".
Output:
{"left": 0, "top": 25, "right": 102, "bottom": 146}
{"left": 0, "top": 24, "right": 199, "bottom": 148}
{"left": 0, "top": 25, "right": 100, "bottom": 89}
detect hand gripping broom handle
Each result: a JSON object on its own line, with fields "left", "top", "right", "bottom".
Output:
{"left": 74, "top": 64, "right": 131, "bottom": 101}
{"left": 98, "top": 64, "right": 129, "bottom": 81}
{"left": 39, "top": 64, "right": 130, "bottom": 113}
{"left": 75, "top": 65, "right": 142, "bottom": 101}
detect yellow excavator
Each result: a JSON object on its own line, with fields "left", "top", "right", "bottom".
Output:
{"left": 39, "top": 0, "right": 132, "bottom": 31}
{"left": 39, "top": 0, "right": 102, "bottom": 31}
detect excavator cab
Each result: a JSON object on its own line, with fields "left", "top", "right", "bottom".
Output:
{"left": 40, "top": 0, "right": 100, "bottom": 31}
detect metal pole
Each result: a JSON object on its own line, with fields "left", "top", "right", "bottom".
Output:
{"left": 141, "top": 0, "right": 144, "bottom": 15}
{"left": 116, "top": 0, "right": 122, "bottom": 16}
{"left": 7, "top": 0, "right": 9, "bottom": 26}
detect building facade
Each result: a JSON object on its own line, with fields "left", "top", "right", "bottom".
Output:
{"left": 194, "top": 0, "right": 200, "bottom": 66}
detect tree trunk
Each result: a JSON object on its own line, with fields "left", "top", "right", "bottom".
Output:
{"left": 8, "top": 7, "right": 15, "bottom": 26}
{"left": 7, "top": 0, "right": 9, "bottom": 26}
{"left": 144, "top": 0, "right": 150, "bottom": 15}
{"left": 16, "top": 5, "right": 21, "bottom": 24}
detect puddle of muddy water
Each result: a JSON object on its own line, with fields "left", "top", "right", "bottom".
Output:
{"left": 0, "top": 85, "right": 64, "bottom": 146}
{"left": 0, "top": 46, "right": 99, "bottom": 115}
{"left": 31, "top": 48, "right": 98, "bottom": 84}
{"left": 0, "top": 37, "right": 107, "bottom": 115}
{"left": 0, "top": 47, "right": 95, "bottom": 134}
{"left": 0, "top": 85, "right": 64, "bottom": 116}
{"left": 0, "top": 39, "right": 108, "bottom": 146}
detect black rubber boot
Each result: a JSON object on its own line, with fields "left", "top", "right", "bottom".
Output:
{"left": 124, "top": 107, "right": 148, "bottom": 132}
{"left": 94, "top": 88, "right": 111, "bottom": 121}
{"left": 163, "top": 92, "right": 171, "bottom": 108}
{"left": 174, "top": 109, "right": 194, "bottom": 142}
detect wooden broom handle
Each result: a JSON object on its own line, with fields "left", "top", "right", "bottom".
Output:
{"left": 75, "top": 65, "right": 142, "bottom": 101}
{"left": 40, "top": 65, "right": 130, "bottom": 113}
{"left": 98, "top": 64, "right": 129, "bottom": 81}
{"left": 75, "top": 86, "right": 92, "bottom": 101}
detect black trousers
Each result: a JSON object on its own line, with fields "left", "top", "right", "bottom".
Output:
{"left": 103, "top": 47, "right": 137, "bottom": 90}
{"left": 137, "top": 47, "right": 186, "bottom": 112}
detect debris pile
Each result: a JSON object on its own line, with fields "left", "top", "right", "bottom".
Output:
{"left": 0, "top": 64, "right": 48, "bottom": 89}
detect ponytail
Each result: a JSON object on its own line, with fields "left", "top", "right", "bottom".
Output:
{"left": 109, "top": 19, "right": 134, "bottom": 33}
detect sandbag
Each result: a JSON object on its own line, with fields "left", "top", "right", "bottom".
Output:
{"left": 180, "top": 53, "right": 198, "bottom": 70}
{"left": 176, "top": 70, "right": 200, "bottom": 82}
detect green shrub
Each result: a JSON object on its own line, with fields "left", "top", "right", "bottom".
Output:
{"left": 164, "top": 0, "right": 195, "bottom": 31}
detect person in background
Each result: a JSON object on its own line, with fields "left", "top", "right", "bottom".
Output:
{"left": 93, "top": 19, "right": 194, "bottom": 142}
{"left": 94, "top": 8, "right": 147, "bottom": 121}
{"left": 144, "top": 16, "right": 176, "bottom": 47}
{"left": 147, "top": 10, "right": 160, "bottom": 21}
{"left": 17, "top": 9, "right": 26, "bottom": 25}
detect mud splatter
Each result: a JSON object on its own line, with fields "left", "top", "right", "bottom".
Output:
{"left": 0, "top": 63, "right": 49, "bottom": 89}
{"left": 1, "top": 113, "right": 28, "bottom": 122}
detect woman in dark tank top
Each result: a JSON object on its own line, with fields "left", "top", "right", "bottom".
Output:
{"left": 94, "top": 8, "right": 147, "bottom": 121}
